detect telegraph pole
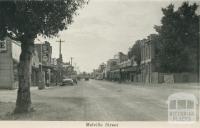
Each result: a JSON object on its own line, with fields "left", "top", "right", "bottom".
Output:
{"left": 56, "top": 39, "right": 65, "bottom": 83}
{"left": 198, "top": 16, "right": 200, "bottom": 84}
{"left": 70, "top": 57, "right": 73, "bottom": 66}
{"left": 56, "top": 39, "right": 65, "bottom": 61}
{"left": 197, "top": 15, "right": 200, "bottom": 119}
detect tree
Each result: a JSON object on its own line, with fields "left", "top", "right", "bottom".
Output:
{"left": 128, "top": 40, "right": 141, "bottom": 68}
{"left": 154, "top": 2, "right": 199, "bottom": 73}
{"left": 0, "top": 0, "right": 87, "bottom": 113}
{"left": 127, "top": 40, "right": 142, "bottom": 74}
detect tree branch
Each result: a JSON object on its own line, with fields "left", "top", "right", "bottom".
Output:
{"left": 6, "top": 32, "right": 22, "bottom": 42}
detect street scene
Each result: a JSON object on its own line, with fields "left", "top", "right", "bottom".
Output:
{"left": 0, "top": 80, "right": 199, "bottom": 121}
{"left": 0, "top": 0, "right": 199, "bottom": 123}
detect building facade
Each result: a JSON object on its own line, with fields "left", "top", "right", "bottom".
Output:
{"left": 0, "top": 37, "right": 18, "bottom": 89}
{"left": 35, "top": 41, "right": 53, "bottom": 86}
{"left": 140, "top": 37, "right": 159, "bottom": 83}
{"left": 119, "top": 58, "right": 138, "bottom": 82}
{"left": 0, "top": 37, "right": 40, "bottom": 89}
{"left": 105, "top": 59, "right": 119, "bottom": 80}
{"left": 105, "top": 52, "right": 138, "bottom": 82}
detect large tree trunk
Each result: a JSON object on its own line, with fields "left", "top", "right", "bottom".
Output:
{"left": 14, "top": 38, "right": 34, "bottom": 113}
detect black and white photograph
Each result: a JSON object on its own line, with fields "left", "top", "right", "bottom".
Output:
{"left": 0, "top": 0, "right": 199, "bottom": 127}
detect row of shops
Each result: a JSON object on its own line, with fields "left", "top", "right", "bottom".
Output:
{"left": 105, "top": 60, "right": 140, "bottom": 82}
{"left": 0, "top": 37, "right": 63, "bottom": 89}
{"left": 97, "top": 37, "right": 198, "bottom": 84}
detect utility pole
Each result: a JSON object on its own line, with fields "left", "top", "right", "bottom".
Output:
{"left": 198, "top": 16, "right": 200, "bottom": 84}
{"left": 198, "top": 15, "right": 200, "bottom": 125}
{"left": 70, "top": 57, "right": 73, "bottom": 66}
{"left": 56, "top": 39, "right": 65, "bottom": 83}
{"left": 56, "top": 39, "right": 65, "bottom": 61}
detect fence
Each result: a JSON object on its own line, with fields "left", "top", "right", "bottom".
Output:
{"left": 151, "top": 72, "right": 198, "bottom": 84}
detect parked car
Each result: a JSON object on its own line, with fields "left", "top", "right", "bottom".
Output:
{"left": 85, "top": 77, "right": 89, "bottom": 81}
{"left": 61, "top": 78, "right": 74, "bottom": 86}
{"left": 77, "top": 76, "right": 81, "bottom": 81}
{"left": 96, "top": 76, "right": 103, "bottom": 80}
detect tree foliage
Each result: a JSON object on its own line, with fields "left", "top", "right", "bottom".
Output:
{"left": 128, "top": 40, "right": 141, "bottom": 66}
{"left": 0, "top": 0, "right": 87, "bottom": 113}
{"left": 155, "top": 2, "right": 199, "bottom": 73}
{"left": 0, "top": 0, "right": 87, "bottom": 41}
{"left": 128, "top": 2, "right": 198, "bottom": 74}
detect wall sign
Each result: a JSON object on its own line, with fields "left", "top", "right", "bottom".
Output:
{"left": 12, "top": 41, "right": 21, "bottom": 62}
{"left": 0, "top": 40, "right": 7, "bottom": 52}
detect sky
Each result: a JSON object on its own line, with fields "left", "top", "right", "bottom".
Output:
{"left": 36, "top": 0, "right": 200, "bottom": 73}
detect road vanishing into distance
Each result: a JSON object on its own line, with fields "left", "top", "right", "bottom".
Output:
{"left": 0, "top": 80, "right": 199, "bottom": 121}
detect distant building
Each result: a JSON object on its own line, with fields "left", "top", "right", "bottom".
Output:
{"left": 35, "top": 41, "right": 53, "bottom": 86}
{"left": 106, "top": 59, "right": 118, "bottom": 71}
{"left": 105, "top": 51, "right": 139, "bottom": 82}
{"left": 63, "top": 62, "right": 74, "bottom": 77}
{"left": 140, "top": 36, "right": 158, "bottom": 83}
{"left": 51, "top": 58, "right": 58, "bottom": 66}
{"left": 35, "top": 41, "right": 52, "bottom": 66}
{"left": 98, "top": 63, "right": 106, "bottom": 72}
{"left": 105, "top": 59, "right": 120, "bottom": 81}
{"left": 119, "top": 58, "right": 138, "bottom": 82}
{"left": 97, "top": 63, "right": 106, "bottom": 79}
{"left": 114, "top": 52, "right": 129, "bottom": 64}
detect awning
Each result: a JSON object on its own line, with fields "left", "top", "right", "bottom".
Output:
{"left": 42, "top": 65, "right": 55, "bottom": 70}
{"left": 110, "top": 69, "right": 120, "bottom": 73}
{"left": 122, "top": 66, "right": 137, "bottom": 72}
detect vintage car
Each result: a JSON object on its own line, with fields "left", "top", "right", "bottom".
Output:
{"left": 85, "top": 77, "right": 89, "bottom": 81}
{"left": 61, "top": 78, "right": 74, "bottom": 86}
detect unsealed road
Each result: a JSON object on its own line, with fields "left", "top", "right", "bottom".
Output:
{"left": 0, "top": 80, "right": 199, "bottom": 121}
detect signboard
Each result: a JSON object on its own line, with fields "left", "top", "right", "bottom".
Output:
{"left": 42, "top": 45, "right": 49, "bottom": 62}
{"left": 42, "top": 43, "right": 52, "bottom": 64}
{"left": 12, "top": 41, "right": 21, "bottom": 62}
{"left": 119, "top": 60, "right": 132, "bottom": 68}
{"left": 42, "top": 54, "right": 48, "bottom": 62}
{"left": 32, "top": 50, "right": 40, "bottom": 68}
{"left": 0, "top": 40, "right": 7, "bottom": 52}
{"left": 51, "top": 58, "right": 57, "bottom": 65}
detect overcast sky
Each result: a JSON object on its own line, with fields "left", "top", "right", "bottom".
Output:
{"left": 37, "top": 0, "right": 200, "bottom": 73}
